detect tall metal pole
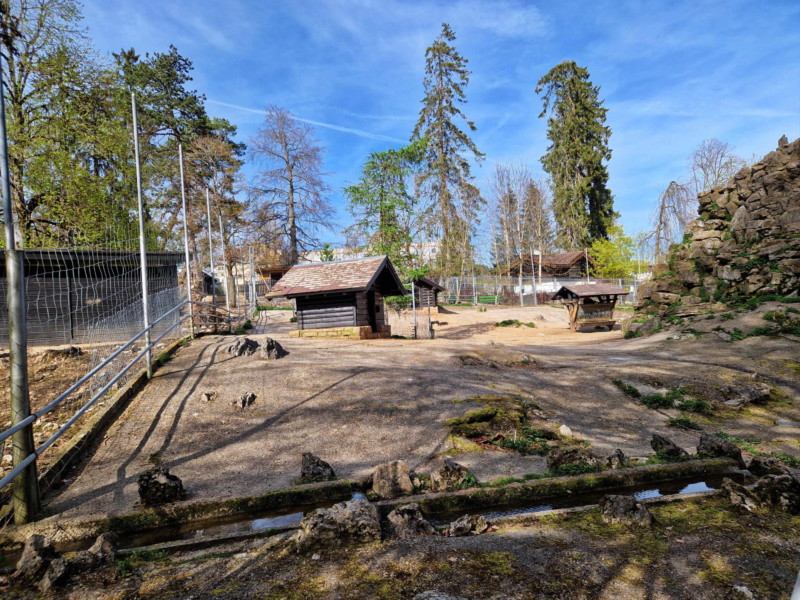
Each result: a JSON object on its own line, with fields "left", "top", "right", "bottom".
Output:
{"left": 131, "top": 94, "right": 151, "bottom": 378}
{"left": 411, "top": 280, "right": 417, "bottom": 339}
{"left": 178, "top": 144, "right": 194, "bottom": 338}
{"left": 1, "top": 59, "right": 39, "bottom": 523}
{"left": 205, "top": 188, "right": 216, "bottom": 315}
{"left": 218, "top": 213, "right": 231, "bottom": 317}
{"left": 249, "top": 245, "right": 256, "bottom": 315}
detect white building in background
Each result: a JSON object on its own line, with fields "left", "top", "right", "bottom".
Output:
{"left": 300, "top": 241, "right": 440, "bottom": 265}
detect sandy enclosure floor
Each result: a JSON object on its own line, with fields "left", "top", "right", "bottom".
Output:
{"left": 42, "top": 305, "right": 800, "bottom": 520}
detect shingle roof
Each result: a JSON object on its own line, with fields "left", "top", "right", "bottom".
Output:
{"left": 537, "top": 251, "right": 591, "bottom": 267}
{"left": 554, "top": 284, "right": 630, "bottom": 299}
{"left": 267, "top": 256, "right": 405, "bottom": 297}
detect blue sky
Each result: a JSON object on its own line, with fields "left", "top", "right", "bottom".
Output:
{"left": 81, "top": 0, "right": 800, "bottom": 248}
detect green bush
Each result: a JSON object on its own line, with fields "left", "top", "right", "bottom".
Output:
{"left": 677, "top": 397, "right": 713, "bottom": 414}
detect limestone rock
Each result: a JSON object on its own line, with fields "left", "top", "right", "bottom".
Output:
{"left": 547, "top": 448, "right": 601, "bottom": 474}
{"left": 300, "top": 452, "right": 336, "bottom": 483}
{"left": 558, "top": 424, "right": 573, "bottom": 437}
{"left": 386, "top": 503, "right": 435, "bottom": 539}
{"left": 38, "top": 557, "right": 68, "bottom": 592}
{"left": 747, "top": 456, "right": 786, "bottom": 477}
{"left": 226, "top": 337, "right": 259, "bottom": 357}
{"left": 721, "top": 478, "right": 761, "bottom": 512}
{"left": 447, "top": 514, "right": 490, "bottom": 537}
{"left": 137, "top": 467, "right": 186, "bottom": 506}
{"left": 232, "top": 392, "right": 257, "bottom": 409}
{"left": 292, "top": 499, "right": 380, "bottom": 552}
{"left": 259, "top": 337, "right": 287, "bottom": 360}
{"left": 372, "top": 460, "right": 414, "bottom": 499}
{"left": 88, "top": 532, "right": 118, "bottom": 563}
{"left": 637, "top": 316, "right": 662, "bottom": 337}
{"left": 413, "top": 592, "right": 470, "bottom": 600}
{"left": 200, "top": 391, "right": 217, "bottom": 402}
{"left": 729, "top": 585, "right": 755, "bottom": 600}
{"left": 599, "top": 495, "right": 654, "bottom": 527}
{"left": 696, "top": 433, "right": 746, "bottom": 468}
{"left": 650, "top": 434, "right": 689, "bottom": 460}
{"left": 722, "top": 383, "right": 771, "bottom": 408}
{"left": 752, "top": 474, "right": 800, "bottom": 514}
{"left": 429, "top": 458, "right": 472, "bottom": 492}
{"left": 14, "top": 535, "right": 57, "bottom": 581}
{"left": 606, "top": 449, "right": 627, "bottom": 470}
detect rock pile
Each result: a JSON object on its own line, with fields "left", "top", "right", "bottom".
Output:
{"left": 386, "top": 503, "right": 435, "bottom": 539}
{"left": 599, "top": 495, "right": 654, "bottom": 527}
{"left": 226, "top": 337, "right": 259, "bottom": 357}
{"left": 292, "top": 499, "right": 381, "bottom": 552}
{"left": 633, "top": 137, "right": 800, "bottom": 324}
{"left": 429, "top": 457, "right": 473, "bottom": 492}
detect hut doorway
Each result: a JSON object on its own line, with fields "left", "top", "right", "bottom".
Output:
{"left": 367, "top": 290, "right": 377, "bottom": 332}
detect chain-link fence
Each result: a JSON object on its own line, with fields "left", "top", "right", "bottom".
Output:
{"left": 435, "top": 275, "right": 643, "bottom": 306}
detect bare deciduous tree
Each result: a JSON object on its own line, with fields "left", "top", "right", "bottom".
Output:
{"left": 249, "top": 106, "right": 332, "bottom": 265}
{"left": 689, "top": 138, "right": 747, "bottom": 196}
{"left": 649, "top": 181, "right": 695, "bottom": 261}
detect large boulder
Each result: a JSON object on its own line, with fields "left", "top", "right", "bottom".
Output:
{"left": 606, "top": 449, "right": 628, "bottom": 470}
{"left": 650, "top": 434, "right": 689, "bottom": 460}
{"left": 721, "top": 383, "right": 771, "bottom": 408}
{"left": 599, "top": 495, "right": 654, "bottom": 527}
{"left": 14, "top": 535, "right": 57, "bottom": 581}
{"left": 386, "top": 503, "right": 435, "bottom": 539}
{"left": 447, "top": 514, "right": 490, "bottom": 537}
{"left": 138, "top": 467, "right": 186, "bottom": 506}
{"left": 429, "top": 458, "right": 472, "bottom": 492}
{"left": 372, "top": 460, "right": 414, "bottom": 499}
{"left": 38, "top": 558, "right": 68, "bottom": 592}
{"left": 752, "top": 474, "right": 800, "bottom": 514}
{"left": 87, "top": 532, "right": 118, "bottom": 563}
{"left": 300, "top": 452, "right": 336, "bottom": 483}
{"left": 546, "top": 448, "right": 601, "bottom": 474}
{"left": 292, "top": 499, "right": 381, "bottom": 553}
{"left": 721, "top": 478, "right": 761, "bottom": 512}
{"left": 748, "top": 456, "right": 786, "bottom": 477}
{"left": 696, "top": 433, "right": 746, "bottom": 468}
{"left": 260, "top": 337, "right": 287, "bottom": 360}
{"left": 226, "top": 337, "right": 259, "bottom": 357}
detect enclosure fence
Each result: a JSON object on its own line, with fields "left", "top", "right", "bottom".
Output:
{"left": 436, "top": 275, "right": 643, "bottom": 306}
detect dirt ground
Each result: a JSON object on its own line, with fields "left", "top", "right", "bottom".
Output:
{"left": 35, "top": 303, "right": 800, "bottom": 522}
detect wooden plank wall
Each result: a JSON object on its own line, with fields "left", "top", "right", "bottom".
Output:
{"left": 296, "top": 293, "right": 356, "bottom": 330}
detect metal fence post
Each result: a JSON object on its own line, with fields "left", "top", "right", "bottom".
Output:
{"left": 1, "top": 60, "right": 40, "bottom": 523}
{"left": 178, "top": 144, "right": 194, "bottom": 338}
{"left": 131, "top": 94, "right": 151, "bottom": 378}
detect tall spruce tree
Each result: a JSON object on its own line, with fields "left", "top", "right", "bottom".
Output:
{"left": 535, "top": 61, "right": 615, "bottom": 250}
{"left": 412, "top": 22, "right": 484, "bottom": 275}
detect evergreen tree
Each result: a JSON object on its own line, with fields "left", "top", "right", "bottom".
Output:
{"left": 412, "top": 22, "right": 484, "bottom": 275}
{"left": 536, "top": 61, "right": 615, "bottom": 249}
{"left": 344, "top": 140, "right": 426, "bottom": 275}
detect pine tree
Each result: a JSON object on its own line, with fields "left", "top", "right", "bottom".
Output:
{"left": 412, "top": 23, "right": 484, "bottom": 275}
{"left": 536, "top": 61, "right": 615, "bottom": 250}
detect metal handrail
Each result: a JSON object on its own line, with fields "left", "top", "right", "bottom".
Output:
{"left": 0, "top": 299, "right": 246, "bottom": 491}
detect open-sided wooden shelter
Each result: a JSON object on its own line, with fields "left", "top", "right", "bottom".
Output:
{"left": 553, "top": 283, "right": 629, "bottom": 332}
{"left": 268, "top": 256, "right": 405, "bottom": 339}
{"left": 412, "top": 277, "right": 445, "bottom": 310}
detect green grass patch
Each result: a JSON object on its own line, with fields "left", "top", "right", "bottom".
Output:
{"left": 641, "top": 388, "right": 684, "bottom": 409}
{"left": 612, "top": 379, "right": 641, "bottom": 398}
{"left": 677, "top": 397, "right": 713, "bottom": 414}
{"left": 668, "top": 416, "right": 702, "bottom": 430}
{"left": 495, "top": 319, "right": 536, "bottom": 328}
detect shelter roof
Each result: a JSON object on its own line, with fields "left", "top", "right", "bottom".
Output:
{"left": 413, "top": 277, "right": 446, "bottom": 292}
{"left": 537, "top": 251, "right": 592, "bottom": 267}
{"left": 554, "top": 284, "right": 630, "bottom": 299}
{"left": 267, "top": 256, "right": 406, "bottom": 298}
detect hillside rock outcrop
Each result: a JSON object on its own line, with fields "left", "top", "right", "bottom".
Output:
{"left": 636, "top": 137, "right": 799, "bottom": 318}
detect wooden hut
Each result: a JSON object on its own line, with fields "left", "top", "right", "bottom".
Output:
{"left": 553, "top": 283, "right": 629, "bottom": 332}
{"left": 268, "top": 256, "right": 405, "bottom": 339}
{"left": 412, "top": 277, "right": 445, "bottom": 310}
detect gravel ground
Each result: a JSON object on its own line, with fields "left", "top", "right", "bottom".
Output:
{"left": 41, "top": 305, "right": 800, "bottom": 520}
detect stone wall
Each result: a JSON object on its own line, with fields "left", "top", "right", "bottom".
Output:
{"left": 636, "top": 136, "right": 800, "bottom": 317}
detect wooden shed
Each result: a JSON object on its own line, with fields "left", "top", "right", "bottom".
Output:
{"left": 553, "top": 283, "right": 629, "bottom": 332}
{"left": 412, "top": 277, "right": 445, "bottom": 310}
{"left": 268, "top": 256, "right": 405, "bottom": 339}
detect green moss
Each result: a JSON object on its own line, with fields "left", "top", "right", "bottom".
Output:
{"left": 668, "top": 416, "right": 702, "bottom": 430}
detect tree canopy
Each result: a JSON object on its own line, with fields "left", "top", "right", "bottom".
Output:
{"left": 536, "top": 60, "right": 615, "bottom": 250}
